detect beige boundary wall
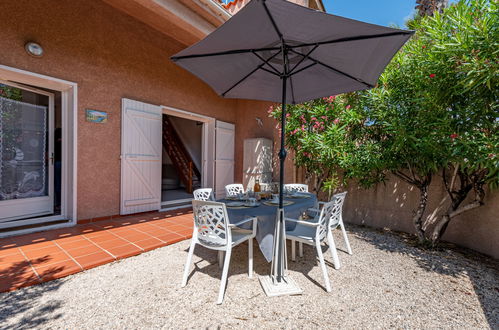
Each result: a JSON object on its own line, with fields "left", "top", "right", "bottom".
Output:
{"left": 342, "top": 174, "right": 499, "bottom": 259}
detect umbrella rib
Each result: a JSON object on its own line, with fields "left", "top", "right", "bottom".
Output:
{"left": 262, "top": 0, "right": 283, "bottom": 39}
{"left": 170, "top": 33, "right": 412, "bottom": 62}
{"left": 285, "top": 53, "right": 296, "bottom": 104}
{"left": 252, "top": 51, "right": 282, "bottom": 75}
{"left": 289, "top": 49, "right": 374, "bottom": 88}
{"left": 221, "top": 50, "right": 282, "bottom": 97}
{"left": 288, "top": 62, "right": 317, "bottom": 76}
{"left": 171, "top": 46, "right": 281, "bottom": 61}
{"left": 287, "top": 31, "right": 413, "bottom": 49}
{"left": 289, "top": 74, "right": 296, "bottom": 104}
{"left": 260, "top": 67, "right": 281, "bottom": 77}
{"left": 288, "top": 44, "right": 319, "bottom": 75}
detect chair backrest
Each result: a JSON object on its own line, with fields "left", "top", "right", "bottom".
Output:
{"left": 193, "top": 188, "right": 214, "bottom": 201}
{"left": 316, "top": 200, "right": 336, "bottom": 241}
{"left": 284, "top": 183, "right": 309, "bottom": 193}
{"left": 225, "top": 184, "right": 244, "bottom": 198}
{"left": 192, "top": 200, "right": 230, "bottom": 247}
{"left": 259, "top": 182, "right": 278, "bottom": 193}
{"left": 327, "top": 192, "right": 347, "bottom": 229}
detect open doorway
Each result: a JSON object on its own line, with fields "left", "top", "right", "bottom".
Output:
{"left": 161, "top": 114, "right": 203, "bottom": 207}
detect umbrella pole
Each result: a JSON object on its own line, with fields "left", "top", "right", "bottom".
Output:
{"left": 275, "top": 70, "right": 287, "bottom": 283}
{"left": 259, "top": 45, "right": 302, "bottom": 297}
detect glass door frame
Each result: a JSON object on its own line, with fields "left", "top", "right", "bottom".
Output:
{"left": 0, "top": 79, "right": 55, "bottom": 222}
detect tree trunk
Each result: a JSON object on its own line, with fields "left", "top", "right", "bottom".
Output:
{"left": 430, "top": 177, "right": 485, "bottom": 246}
{"left": 413, "top": 183, "right": 429, "bottom": 243}
{"left": 430, "top": 213, "right": 451, "bottom": 246}
{"left": 392, "top": 171, "right": 432, "bottom": 244}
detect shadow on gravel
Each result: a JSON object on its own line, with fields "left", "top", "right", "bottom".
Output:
{"left": 353, "top": 225, "right": 499, "bottom": 328}
{"left": 184, "top": 240, "right": 332, "bottom": 292}
{"left": 0, "top": 258, "right": 65, "bottom": 330}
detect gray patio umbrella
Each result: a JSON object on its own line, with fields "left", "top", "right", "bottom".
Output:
{"left": 171, "top": 0, "right": 413, "bottom": 296}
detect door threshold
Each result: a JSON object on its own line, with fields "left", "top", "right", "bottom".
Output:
{"left": 160, "top": 205, "right": 192, "bottom": 212}
{"left": 160, "top": 198, "right": 192, "bottom": 211}
{"left": 0, "top": 215, "right": 67, "bottom": 230}
{"left": 0, "top": 219, "right": 73, "bottom": 238}
{"left": 161, "top": 198, "right": 192, "bottom": 206}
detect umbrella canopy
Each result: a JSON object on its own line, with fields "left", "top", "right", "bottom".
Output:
{"left": 171, "top": 0, "right": 413, "bottom": 104}
{"left": 171, "top": 0, "right": 413, "bottom": 296}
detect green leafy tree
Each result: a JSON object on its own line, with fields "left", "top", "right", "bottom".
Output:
{"left": 416, "top": 0, "right": 498, "bottom": 243}
{"left": 416, "top": 0, "right": 449, "bottom": 17}
{"left": 269, "top": 0, "right": 498, "bottom": 246}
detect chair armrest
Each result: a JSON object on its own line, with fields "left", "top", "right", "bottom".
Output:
{"left": 229, "top": 216, "right": 257, "bottom": 228}
{"left": 284, "top": 217, "right": 319, "bottom": 227}
{"left": 308, "top": 201, "right": 326, "bottom": 214}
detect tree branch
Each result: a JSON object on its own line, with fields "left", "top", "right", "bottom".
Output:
{"left": 393, "top": 170, "right": 417, "bottom": 186}
{"left": 449, "top": 163, "right": 459, "bottom": 192}
{"left": 407, "top": 162, "right": 417, "bottom": 183}
{"left": 448, "top": 200, "right": 482, "bottom": 218}
{"left": 443, "top": 163, "right": 459, "bottom": 198}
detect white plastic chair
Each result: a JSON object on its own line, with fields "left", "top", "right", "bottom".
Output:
{"left": 182, "top": 200, "right": 257, "bottom": 304}
{"left": 307, "top": 192, "right": 352, "bottom": 260}
{"left": 283, "top": 183, "right": 309, "bottom": 193}
{"left": 193, "top": 188, "right": 215, "bottom": 201}
{"left": 285, "top": 200, "right": 340, "bottom": 292}
{"left": 225, "top": 183, "right": 245, "bottom": 198}
{"left": 259, "top": 182, "right": 279, "bottom": 193}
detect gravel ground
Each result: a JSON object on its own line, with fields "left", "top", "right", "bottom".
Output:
{"left": 1, "top": 225, "right": 497, "bottom": 329}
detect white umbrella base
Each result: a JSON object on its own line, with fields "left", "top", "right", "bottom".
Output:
{"left": 259, "top": 275, "right": 302, "bottom": 297}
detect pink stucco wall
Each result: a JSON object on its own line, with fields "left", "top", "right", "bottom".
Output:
{"left": 0, "top": 0, "right": 275, "bottom": 220}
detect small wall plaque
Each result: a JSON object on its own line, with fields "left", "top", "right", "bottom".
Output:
{"left": 86, "top": 109, "right": 108, "bottom": 123}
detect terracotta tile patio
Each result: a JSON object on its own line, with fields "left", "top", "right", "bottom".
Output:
{"left": 0, "top": 208, "right": 193, "bottom": 293}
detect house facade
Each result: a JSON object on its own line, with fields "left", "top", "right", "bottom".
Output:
{"left": 0, "top": 0, "right": 324, "bottom": 236}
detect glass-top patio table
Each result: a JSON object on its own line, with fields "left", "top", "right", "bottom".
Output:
{"left": 218, "top": 193, "right": 317, "bottom": 262}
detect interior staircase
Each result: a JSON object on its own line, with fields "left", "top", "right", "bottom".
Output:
{"left": 162, "top": 116, "right": 201, "bottom": 194}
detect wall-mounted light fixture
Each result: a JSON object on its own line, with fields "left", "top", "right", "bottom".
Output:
{"left": 24, "top": 41, "right": 44, "bottom": 57}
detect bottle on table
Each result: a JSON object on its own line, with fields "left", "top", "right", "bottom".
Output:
{"left": 253, "top": 179, "right": 261, "bottom": 193}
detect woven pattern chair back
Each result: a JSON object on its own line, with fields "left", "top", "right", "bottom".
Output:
{"left": 316, "top": 200, "right": 336, "bottom": 240}
{"left": 193, "top": 188, "right": 214, "bottom": 201}
{"left": 284, "top": 183, "right": 309, "bottom": 193}
{"left": 328, "top": 192, "right": 347, "bottom": 229}
{"left": 225, "top": 184, "right": 244, "bottom": 198}
{"left": 192, "top": 200, "right": 230, "bottom": 247}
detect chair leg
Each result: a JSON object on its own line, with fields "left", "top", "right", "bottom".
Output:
{"left": 218, "top": 251, "right": 224, "bottom": 269}
{"left": 315, "top": 240, "right": 332, "bottom": 292}
{"left": 291, "top": 240, "right": 296, "bottom": 261}
{"left": 339, "top": 221, "right": 353, "bottom": 255}
{"left": 181, "top": 239, "right": 196, "bottom": 287}
{"left": 327, "top": 231, "right": 341, "bottom": 270}
{"left": 299, "top": 242, "right": 303, "bottom": 257}
{"left": 217, "top": 248, "right": 232, "bottom": 305}
{"left": 248, "top": 239, "right": 253, "bottom": 278}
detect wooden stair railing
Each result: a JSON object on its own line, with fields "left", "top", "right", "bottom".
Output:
{"left": 162, "top": 116, "right": 201, "bottom": 193}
